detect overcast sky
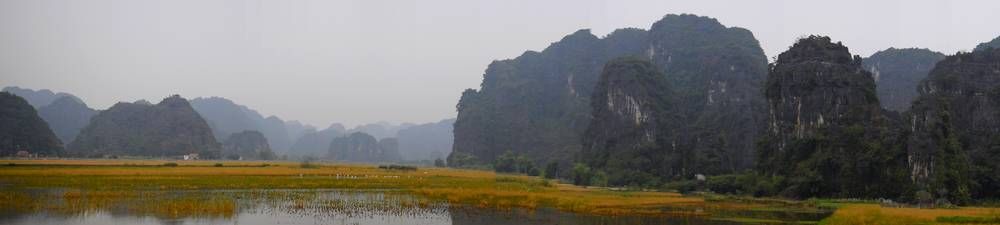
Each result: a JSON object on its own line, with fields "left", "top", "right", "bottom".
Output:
{"left": 1, "top": 0, "right": 998, "bottom": 128}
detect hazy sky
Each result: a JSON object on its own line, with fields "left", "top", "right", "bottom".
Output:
{"left": 1, "top": 0, "right": 998, "bottom": 127}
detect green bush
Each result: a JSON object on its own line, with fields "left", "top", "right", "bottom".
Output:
{"left": 163, "top": 162, "right": 179, "bottom": 167}
{"left": 214, "top": 163, "right": 223, "bottom": 167}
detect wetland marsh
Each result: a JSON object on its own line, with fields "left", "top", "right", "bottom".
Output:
{"left": 0, "top": 159, "right": 996, "bottom": 225}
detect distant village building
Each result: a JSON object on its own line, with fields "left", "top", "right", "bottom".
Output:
{"left": 15, "top": 151, "right": 31, "bottom": 158}
{"left": 182, "top": 153, "right": 200, "bottom": 160}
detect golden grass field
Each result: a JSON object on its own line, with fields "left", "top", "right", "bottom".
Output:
{"left": 2, "top": 159, "right": 999, "bottom": 224}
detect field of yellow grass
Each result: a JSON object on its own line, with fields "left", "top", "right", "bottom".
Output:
{"left": 820, "top": 203, "right": 1000, "bottom": 225}
{"left": 22, "top": 159, "right": 1000, "bottom": 224}
{"left": 0, "top": 159, "right": 716, "bottom": 216}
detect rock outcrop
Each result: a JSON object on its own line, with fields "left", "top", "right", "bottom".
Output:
{"left": 0, "top": 92, "right": 63, "bottom": 156}
{"left": 863, "top": 48, "right": 946, "bottom": 112}
{"left": 758, "top": 36, "right": 900, "bottom": 198}
{"left": 38, "top": 96, "right": 97, "bottom": 143}
{"left": 222, "top": 130, "right": 275, "bottom": 160}
{"left": 906, "top": 48, "right": 1000, "bottom": 202}
{"left": 69, "top": 95, "right": 221, "bottom": 158}
{"left": 581, "top": 58, "right": 677, "bottom": 185}
{"left": 451, "top": 14, "right": 767, "bottom": 176}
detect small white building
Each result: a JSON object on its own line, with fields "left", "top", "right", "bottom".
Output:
{"left": 182, "top": 153, "right": 200, "bottom": 160}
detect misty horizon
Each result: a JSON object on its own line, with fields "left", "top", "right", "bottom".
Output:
{"left": 2, "top": 0, "right": 999, "bottom": 128}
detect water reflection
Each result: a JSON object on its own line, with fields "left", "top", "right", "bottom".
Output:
{"left": 0, "top": 189, "right": 826, "bottom": 225}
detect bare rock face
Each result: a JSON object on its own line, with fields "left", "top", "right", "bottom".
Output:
{"left": 863, "top": 48, "right": 945, "bottom": 112}
{"left": 451, "top": 14, "right": 767, "bottom": 178}
{"left": 581, "top": 58, "right": 676, "bottom": 185}
{"left": 758, "top": 36, "right": 897, "bottom": 198}
{"left": 907, "top": 48, "right": 1000, "bottom": 202}
{"left": 69, "top": 95, "right": 221, "bottom": 158}
{"left": 222, "top": 130, "right": 275, "bottom": 160}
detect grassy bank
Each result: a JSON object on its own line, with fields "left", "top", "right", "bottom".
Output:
{"left": 819, "top": 203, "right": 1000, "bottom": 225}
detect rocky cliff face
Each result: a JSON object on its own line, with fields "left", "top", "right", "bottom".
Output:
{"left": 451, "top": 14, "right": 767, "bottom": 175}
{"left": 69, "top": 95, "right": 220, "bottom": 158}
{"left": 38, "top": 96, "right": 97, "bottom": 143}
{"left": 581, "top": 58, "right": 677, "bottom": 185}
{"left": 0, "top": 92, "right": 63, "bottom": 156}
{"left": 863, "top": 48, "right": 946, "bottom": 112}
{"left": 648, "top": 15, "right": 768, "bottom": 174}
{"left": 906, "top": 48, "right": 1000, "bottom": 202}
{"left": 759, "top": 36, "right": 900, "bottom": 198}
{"left": 328, "top": 132, "right": 400, "bottom": 163}
{"left": 222, "top": 130, "right": 275, "bottom": 160}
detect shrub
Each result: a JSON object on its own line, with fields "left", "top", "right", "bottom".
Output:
{"left": 214, "top": 163, "right": 223, "bottom": 167}
{"left": 434, "top": 158, "right": 446, "bottom": 167}
{"left": 163, "top": 162, "right": 179, "bottom": 167}
{"left": 379, "top": 164, "right": 417, "bottom": 171}
{"left": 300, "top": 156, "right": 319, "bottom": 168}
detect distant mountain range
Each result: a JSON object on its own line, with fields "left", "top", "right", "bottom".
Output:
{"left": 3, "top": 87, "right": 96, "bottom": 144}
{"left": 2, "top": 86, "right": 81, "bottom": 109}
{"left": 189, "top": 97, "right": 315, "bottom": 154}
{"left": 397, "top": 118, "right": 454, "bottom": 161}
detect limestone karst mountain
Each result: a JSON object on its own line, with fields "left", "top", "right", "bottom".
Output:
{"left": 397, "top": 118, "right": 454, "bottom": 161}
{"left": 222, "top": 130, "right": 276, "bottom": 160}
{"left": 38, "top": 96, "right": 98, "bottom": 143}
{"left": 69, "top": 95, "right": 220, "bottom": 158}
{"left": 757, "top": 36, "right": 900, "bottom": 198}
{"left": 328, "top": 132, "right": 401, "bottom": 163}
{"left": 0, "top": 92, "right": 63, "bottom": 156}
{"left": 189, "top": 97, "right": 301, "bottom": 153}
{"left": 906, "top": 47, "right": 1000, "bottom": 203}
{"left": 288, "top": 124, "right": 345, "bottom": 157}
{"left": 346, "top": 122, "right": 413, "bottom": 140}
{"left": 581, "top": 57, "right": 677, "bottom": 186}
{"left": 974, "top": 36, "right": 1000, "bottom": 52}
{"left": 451, "top": 14, "right": 767, "bottom": 177}
{"left": 863, "top": 48, "right": 946, "bottom": 112}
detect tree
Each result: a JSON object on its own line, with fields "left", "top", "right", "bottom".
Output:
{"left": 544, "top": 161, "right": 559, "bottom": 179}
{"left": 572, "top": 163, "right": 592, "bottom": 186}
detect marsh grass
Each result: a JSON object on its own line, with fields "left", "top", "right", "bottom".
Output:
{"left": 0, "top": 159, "right": 824, "bottom": 221}
{"left": 820, "top": 204, "right": 1000, "bottom": 225}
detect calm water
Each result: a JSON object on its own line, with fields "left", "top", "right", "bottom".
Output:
{"left": 0, "top": 189, "right": 829, "bottom": 225}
